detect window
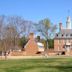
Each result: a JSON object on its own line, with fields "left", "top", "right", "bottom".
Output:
{"left": 70, "top": 34, "right": 72, "bottom": 36}
{"left": 38, "top": 46, "right": 43, "bottom": 48}
{"left": 58, "top": 40, "right": 59, "bottom": 44}
{"left": 62, "top": 34, "right": 64, "bottom": 37}
{"left": 56, "top": 34, "right": 58, "bottom": 37}
{"left": 59, "top": 40, "right": 61, "bottom": 43}
{"left": 58, "top": 47, "right": 59, "bottom": 51}
{"left": 66, "top": 34, "right": 68, "bottom": 37}
{"left": 63, "top": 40, "right": 65, "bottom": 43}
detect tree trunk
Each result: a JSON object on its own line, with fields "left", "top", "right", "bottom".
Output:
{"left": 44, "top": 39, "right": 48, "bottom": 57}
{"left": 4, "top": 40, "right": 7, "bottom": 60}
{"left": 4, "top": 51, "right": 7, "bottom": 60}
{"left": 46, "top": 39, "right": 48, "bottom": 49}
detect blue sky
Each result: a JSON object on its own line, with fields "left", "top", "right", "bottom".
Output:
{"left": 0, "top": 0, "right": 72, "bottom": 28}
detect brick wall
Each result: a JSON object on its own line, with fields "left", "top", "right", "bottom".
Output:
{"left": 54, "top": 39, "right": 65, "bottom": 51}
{"left": 25, "top": 33, "right": 38, "bottom": 55}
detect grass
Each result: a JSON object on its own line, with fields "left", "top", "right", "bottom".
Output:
{"left": 0, "top": 58, "right": 72, "bottom": 72}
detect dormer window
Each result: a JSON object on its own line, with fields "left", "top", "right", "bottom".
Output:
{"left": 66, "top": 34, "right": 68, "bottom": 37}
{"left": 62, "top": 34, "right": 64, "bottom": 37}
{"left": 56, "top": 34, "right": 58, "bottom": 37}
{"left": 70, "top": 34, "right": 72, "bottom": 36}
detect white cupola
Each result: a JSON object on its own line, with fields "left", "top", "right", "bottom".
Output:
{"left": 66, "top": 16, "right": 71, "bottom": 29}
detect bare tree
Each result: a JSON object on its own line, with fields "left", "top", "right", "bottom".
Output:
{"left": 0, "top": 16, "right": 6, "bottom": 54}
{"left": 0, "top": 15, "right": 36, "bottom": 59}
{"left": 7, "top": 16, "right": 25, "bottom": 49}
{"left": 35, "top": 18, "right": 57, "bottom": 56}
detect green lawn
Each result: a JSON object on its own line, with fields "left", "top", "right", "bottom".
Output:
{"left": 0, "top": 58, "right": 72, "bottom": 72}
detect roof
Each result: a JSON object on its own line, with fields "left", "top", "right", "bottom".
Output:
{"left": 55, "top": 29, "right": 72, "bottom": 39}
{"left": 60, "top": 29, "right": 72, "bottom": 34}
{"left": 65, "top": 42, "right": 71, "bottom": 45}
{"left": 37, "top": 42, "right": 44, "bottom": 46}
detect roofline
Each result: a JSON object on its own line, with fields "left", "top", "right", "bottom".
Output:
{"left": 54, "top": 38, "right": 72, "bottom": 39}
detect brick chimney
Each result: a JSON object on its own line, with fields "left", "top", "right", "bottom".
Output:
{"left": 37, "top": 36, "right": 40, "bottom": 42}
{"left": 59, "top": 22, "right": 63, "bottom": 31}
{"left": 29, "top": 33, "right": 34, "bottom": 40}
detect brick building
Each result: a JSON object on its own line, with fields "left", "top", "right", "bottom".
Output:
{"left": 10, "top": 33, "right": 45, "bottom": 56}
{"left": 54, "top": 16, "right": 72, "bottom": 55}
{"left": 24, "top": 33, "right": 45, "bottom": 55}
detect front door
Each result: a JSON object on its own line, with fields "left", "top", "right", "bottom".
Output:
{"left": 65, "top": 45, "right": 71, "bottom": 55}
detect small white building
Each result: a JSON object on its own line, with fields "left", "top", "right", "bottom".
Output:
{"left": 37, "top": 42, "right": 44, "bottom": 52}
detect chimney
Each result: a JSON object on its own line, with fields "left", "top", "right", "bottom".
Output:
{"left": 37, "top": 36, "right": 40, "bottom": 42}
{"left": 29, "top": 33, "right": 34, "bottom": 40}
{"left": 59, "top": 22, "right": 63, "bottom": 31}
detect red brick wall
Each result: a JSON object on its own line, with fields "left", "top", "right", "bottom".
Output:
{"left": 54, "top": 39, "right": 65, "bottom": 51}
{"left": 25, "top": 39, "right": 38, "bottom": 55}
{"left": 25, "top": 33, "right": 38, "bottom": 55}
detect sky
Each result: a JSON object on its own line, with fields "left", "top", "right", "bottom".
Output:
{"left": 0, "top": 0, "right": 72, "bottom": 28}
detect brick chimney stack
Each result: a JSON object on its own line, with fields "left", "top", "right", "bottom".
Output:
{"left": 29, "top": 33, "right": 34, "bottom": 40}
{"left": 59, "top": 22, "right": 63, "bottom": 31}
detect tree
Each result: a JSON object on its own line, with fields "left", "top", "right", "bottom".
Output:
{"left": 0, "top": 16, "right": 8, "bottom": 59}
{"left": 7, "top": 16, "right": 27, "bottom": 50}
{"left": 18, "top": 36, "right": 28, "bottom": 51}
{"left": 35, "top": 18, "right": 57, "bottom": 54}
{"left": 5, "top": 24, "right": 18, "bottom": 50}
{"left": 0, "top": 15, "right": 37, "bottom": 59}
{"left": 48, "top": 39, "right": 54, "bottom": 48}
{"left": 0, "top": 16, "right": 5, "bottom": 51}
